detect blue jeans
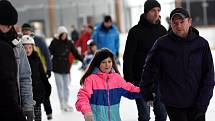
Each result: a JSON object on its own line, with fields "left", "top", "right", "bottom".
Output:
{"left": 135, "top": 86, "right": 167, "bottom": 121}
{"left": 54, "top": 73, "right": 71, "bottom": 108}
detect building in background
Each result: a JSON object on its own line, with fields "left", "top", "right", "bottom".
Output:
{"left": 10, "top": 0, "right": 117, "bottom": 37}
{"left": 175, "top": 0, "right": 215, "bottom": 48}
{"left": 10, "top": 0, "right": 215, "bottom": 45}
{"left": 124, "top": 0, "right": 175, "bottom": 31}
{"left": 176, "top": 0, "right": 215, "bottom": 26}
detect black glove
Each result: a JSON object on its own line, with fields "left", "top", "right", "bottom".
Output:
{"left": 46, "top": 70, "right": 51, "bottom": 78}
{"left": 140, "top": 85, "right": 155, "bottom": 102}
{"left": 116, "top": 52, "right": 119, "bottom": 58}
{"left": 192, "top": 108, "right": 205, "bottom": 120}
{"left": 23, "top": 110, "right": 34, "bottom": 121}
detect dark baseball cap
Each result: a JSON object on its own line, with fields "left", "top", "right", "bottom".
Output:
{"left": 170, "top": 8, "right": 190, "bottom": 21}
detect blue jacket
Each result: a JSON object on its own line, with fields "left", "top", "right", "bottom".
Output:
{"left": 92, "top": 23, "right": 119, "bottom": 55}
{"left": 141, "top": 27, "right": 215, "bottom": 112}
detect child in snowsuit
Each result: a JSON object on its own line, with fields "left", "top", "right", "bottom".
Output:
{"left": 22, "top": 35, "right": 51, "bottom": 121}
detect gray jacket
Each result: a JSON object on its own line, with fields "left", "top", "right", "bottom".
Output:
{"left": 13, "top": 43, "right": 34, "bottom": 111}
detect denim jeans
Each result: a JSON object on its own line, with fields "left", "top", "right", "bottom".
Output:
{"left": 135, "top": 83, "right": 167, "bottom": 121}
{"left": 54, "top": 73, "right": 71, "bottom": 108}
{"left": 135, "top": 99, "right": 150, "bottom": 121}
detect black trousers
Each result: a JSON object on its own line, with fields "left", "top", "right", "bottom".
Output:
{"left": 1, "top": 105, "right": 27, "bottom": 121}
{"left": 43, "top": 97, "right": 52, "bottom": 115}
{"left": 165, "top": 106, "right": 205, "bottom": 121}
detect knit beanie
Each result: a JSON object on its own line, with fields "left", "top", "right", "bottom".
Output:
{"left": 57, "top": 26, "right": 68, "bottom": 35}
{"left": 104, "top": 15, "right": 112, "bottom": 22}
{"left": 144, "top": 0, "right": 161, "bottom": 14}
{"left": 0, "top": 0, "right": 18, "bottom": 25}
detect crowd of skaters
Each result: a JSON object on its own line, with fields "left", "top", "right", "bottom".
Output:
{"left": 0, "top": 0, "right": 215, "bottom": 121}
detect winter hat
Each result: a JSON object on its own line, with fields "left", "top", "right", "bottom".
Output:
{"left": 0, "top": 0, "right": 18, "bottom": 25}
{"left": 104, "top": 15, "right": 112, "bottom": 22}
{"left": 57, "top": 26, "right": 68, "bottom": 35}
{"left": 87, "top": 39, "right": 96, "bottom": 46}
{"left": 170, "top": 7, "right": 190, "bottom": 21}
{"left": 21, "top": 35, "right": 35, "bottom": 45}
{"left": 21, "top": 23, "right": 33, "bottom": 32}
{"left": 144, "top": 0, "right": 161, "bottom": 14}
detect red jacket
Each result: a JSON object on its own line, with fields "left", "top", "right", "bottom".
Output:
{"left": 76, "top": 32, "right": 91, "bottom": 55}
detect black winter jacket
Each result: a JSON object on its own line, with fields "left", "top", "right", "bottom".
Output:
{"left": 141, "top": 27, "right": 215, "bottom": 112}
{"left": 49, "top": 38, "right": 83, "bottom": 73}
{"left": 0, "top": 41, "right": 26, "bottom": 121}
{"left": 123, "top": 14, "right": 167, "bottom": 84}
{"left": 28, "top": 51, "right": 51, "bottom": 104}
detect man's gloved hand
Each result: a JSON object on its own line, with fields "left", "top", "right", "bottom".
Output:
{"left": 84, "top": 112, "right": 94, "bottom": 121}
{"left": 145, "top": 92, "right": 155, "bottom": 107}
{"left": 46, "top": 70, "right": 51, "bottom": 78}
{"left": 146, "top": 101, "right": 154, "bottom": 107}
{"left": 192, "top": 108, "right": 205, "bottom": 120}
{"left": 23, "top": 110, "right": 34, "bottom": 121}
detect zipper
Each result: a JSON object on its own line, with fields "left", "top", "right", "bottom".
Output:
{"left": 106, "top": 76, "right": 111, "bottom": 121}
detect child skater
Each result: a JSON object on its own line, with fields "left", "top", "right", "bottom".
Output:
{"left": 75, "top": 48, "right": 143, "bottom": 121}
{"left": 22, "top": 35, "right": 51, "bottom": 121}
{"left": 82, "top": 40, "right": 97, "bottom": 70}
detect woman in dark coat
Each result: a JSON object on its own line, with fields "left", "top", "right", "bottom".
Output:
{"left": 49, "top": 26, "right": 83, "bottom": 111}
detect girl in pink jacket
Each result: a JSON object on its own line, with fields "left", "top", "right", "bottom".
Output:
{"left": 75, "top": 48, "right": 143, "bottom": 121}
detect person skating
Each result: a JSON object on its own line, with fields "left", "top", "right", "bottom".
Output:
{"left": 140, "top": 7, "right": 215, "bottom": 121}
{"left": 76, "top": 48, "right": 143, "bottom": 121}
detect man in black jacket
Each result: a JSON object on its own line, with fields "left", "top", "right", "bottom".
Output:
{"left": 0, "top": 41, "right": 27, "bottom": 121}
{"left": 123, "top": 0, "right": 167, "bottom": 121}
{"left": 0, "top": 1, "right": 26, "bottom": 120}
{"left": 140, "top": 7, "right": 215, "bottom": 121}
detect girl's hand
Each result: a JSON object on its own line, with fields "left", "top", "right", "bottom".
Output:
{"left": 84, "top": 112, "right": 94, "bottom": 121}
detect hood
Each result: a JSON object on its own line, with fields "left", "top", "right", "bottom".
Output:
{"left": 138, "top": 13, "right": 161, "bottom": 27}
{"left": 168, "top": 27, "right": 199, "bottom": 42}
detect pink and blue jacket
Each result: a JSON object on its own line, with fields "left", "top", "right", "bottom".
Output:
{"left": 75, "top": 68, "right": 142, "bottom": 121}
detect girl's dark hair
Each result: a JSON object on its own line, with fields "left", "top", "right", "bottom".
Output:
{"left": 80, "top": 48, "right": 120, "bottom": 85}
{"left": 59, "top": 33, "right": 68, "bottom": 41}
